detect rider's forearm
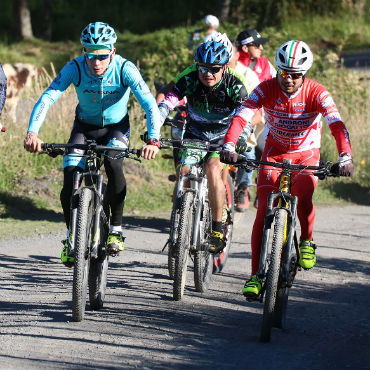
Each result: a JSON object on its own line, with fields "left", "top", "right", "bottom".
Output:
{"left": 28, "top": 91, "right": 59, "bottom": 134}
{"left": 224, "top": 115, "right": 252, "bottom": 145}
{"left": 328, "top": 120, "right": 352, "bottom": 156}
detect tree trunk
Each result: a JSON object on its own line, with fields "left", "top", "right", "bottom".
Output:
{"left": 40, "top": 0, "right": 53, "bottom": 41}
{"left": 217, "top": 0, "right": 232, "bottom": 21}
{"left": 14, "top": 0, "right": 34, "bottom": 39}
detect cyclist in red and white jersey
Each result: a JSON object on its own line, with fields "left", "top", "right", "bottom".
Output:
{"left": 220, "top": 40, "right": 354, "bottom": 298}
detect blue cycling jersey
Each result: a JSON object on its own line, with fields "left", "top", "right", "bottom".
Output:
{"left": 28, "top": 54, "right": 161, "bottom": 138}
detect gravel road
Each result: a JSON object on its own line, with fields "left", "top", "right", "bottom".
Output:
{"left": 0, "top": 205, "right": 369, "bottom": 370}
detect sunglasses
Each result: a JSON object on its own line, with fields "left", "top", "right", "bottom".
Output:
{"left": 83, "top": 50, "right": 112, "bottom": 61}
{"left": 247, "top": 43, "right": 261, "bottom": 48}
{"left": 277, "top": 68, "right": 303, "bottom": 80}
{"left": 197, "top": 64, "right": 223, "bottom": 75}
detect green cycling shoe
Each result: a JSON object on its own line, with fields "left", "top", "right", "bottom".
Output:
{"left": 106, "top": 232, "right": 125, "bottom": 255}
{"left": 61, "top": 238, "right": 74, "bottom": 268}
{"left": 242, "top": 274, "right": 263, "bottom": 299}
{"left": 299, "top": 240, "right": 317, "bottom": 270}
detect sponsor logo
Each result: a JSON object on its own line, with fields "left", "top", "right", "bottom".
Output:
{"left": 292, "top": 102, "right": 306, "bottom": 107}
{"left": 321, "top": 96, "right": 334, "bottom": 108}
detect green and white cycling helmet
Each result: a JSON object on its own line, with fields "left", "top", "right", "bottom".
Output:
{"left": 208, "top": 32, "right": 233, "bottom": 58}
{"left": 275, "top": 40, "right": 313, "bottom": 75}
{"left": 80, "top": 21, "right": 117, "bottom": 50}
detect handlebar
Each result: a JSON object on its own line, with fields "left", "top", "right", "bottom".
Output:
{"left": 227, "top": 154, "right": 339, "bottom": 179}
{"left": 159, "top": 137, "right": 222, "bottom": 152}
{"left": 40, "top": 141, "right": 142, "bottom": 161}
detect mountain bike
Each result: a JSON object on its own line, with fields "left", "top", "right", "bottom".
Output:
{"left": 159, "top": 136, "right": 234, "bottom": 301}
{"left": 230, "top": 155, "right": 338, "bottom": 342}
{"left": 40, "top": 140, "right": 141, "bottom": 322}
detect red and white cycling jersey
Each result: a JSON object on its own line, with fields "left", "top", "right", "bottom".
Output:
{"left": 225, "top": 77, "right": 352, "bottom": 154}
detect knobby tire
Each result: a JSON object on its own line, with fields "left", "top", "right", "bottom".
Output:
{"left": 173, "top": 191, "right": 194, "bottom": 301}
{"left": 260, "top": 208, "right": 288, "bottom": 342}
{"left": 194, "top": 200, "right": 213, "bottom": 292}
{"left": 168, "top": 201, "right": 180, "bottom": 280}
{"left": 72, "top": 188, "right": 94, "bottom": 322}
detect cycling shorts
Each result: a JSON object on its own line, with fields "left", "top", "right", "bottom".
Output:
{"left": 63, "top": 115, "right": 130, "bottom": 169}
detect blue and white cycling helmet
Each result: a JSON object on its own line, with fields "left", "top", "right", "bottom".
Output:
{"left": 194, "top": 40, "right": 230, "bottom": 65}
{"left": 80, "top": 22, "right": 117, "bottom": 50}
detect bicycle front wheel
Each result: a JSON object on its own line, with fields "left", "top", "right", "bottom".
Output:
{"left": 260, "top": 208, "right": 288, "bottom": 342}
{"left": 168, "top": 200, "right": 181, "bottom": 280}
{"left": 72, "top": 187, "right": 94, "bottom": 322}
{"left": 173, "top": 191, "right": 194, "bottom": 301}
{"left": 194, "top": 200, "right": 213, "bottom": 292}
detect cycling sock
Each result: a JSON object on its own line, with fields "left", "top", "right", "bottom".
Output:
{"left": 110, "top": 225, "right": 122, "bottom": 234}
{"left": 212, "top": 221, "right": 224, "bottom": 233}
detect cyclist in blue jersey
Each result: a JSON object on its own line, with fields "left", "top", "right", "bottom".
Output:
{"left": 24, "top": 22, "right": 161, "bottom": 266}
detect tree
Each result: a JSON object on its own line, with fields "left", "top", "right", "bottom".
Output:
{"left": 14, "top": 0, "right": 33, "bottom": 39}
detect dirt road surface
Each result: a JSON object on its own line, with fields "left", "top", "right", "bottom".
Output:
{"left": 0, "top": 205, "right": 369, "bottom": 370}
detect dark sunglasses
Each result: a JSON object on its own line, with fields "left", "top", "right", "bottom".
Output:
{"left": 197, "top": 64, "right": 223, "bottom": 75}
{"left": 247, "top": 43, "right": 261, "bottom": 48}
{"left": 277, "top": 68, "right": 303, "bottom": 80}
{"left": 83, "top": 51, "right": 112, "bottom": 61}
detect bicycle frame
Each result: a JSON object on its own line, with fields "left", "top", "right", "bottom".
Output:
{"left": 176, "top": 159, "right": 209, "bottom": 252}
{"left": 257, "top": 158, "right": 299, "bottom": 293}
{"left": 69, "top": 152, "right": 107, "bottom": 260}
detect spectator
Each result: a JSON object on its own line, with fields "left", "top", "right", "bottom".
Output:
{"left": 188, "top": 15, "right": 220, "bottom": 49}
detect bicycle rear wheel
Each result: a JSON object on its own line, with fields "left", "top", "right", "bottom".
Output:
{"left": 72, "top": 187, "right": 94, "bottom": 322}
{"left": 260, "top": 208, "right": 288, "bottom": 342}
{"left": 194, "top": 200, "right": 213, "bottom": 292}
{"left": 173, "top": 191, "right": 194, "bottom": 301}
{"left": 213, "top": 173, "right": 235, "bottom": 273}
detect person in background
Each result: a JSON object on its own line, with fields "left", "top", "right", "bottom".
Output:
{"left": 23, "top": 22, "right": 161, "bottom": 266}
{"left": 234, "top": 29, "right": 276, "bottom": 211}
{"left": 220, "top": 40, "right": 354, "bottom": 298}
{"left": 188, "top": 15, "right": 220, "bottom": 49}
{"left": 228, "top": 40, "right": 263, "bottom": 212}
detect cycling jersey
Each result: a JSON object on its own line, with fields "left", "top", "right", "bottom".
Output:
{"left": 225, "top": 77, "right": 352, "bottom": 155}
{"left": 28, "top": 55, "right": 161, "bottom": 139}
{"left": 238, "top": 50, "right": 276, "bottom": 82}
{"left": 158, "top": 65, "right": 251, "bottom": 141}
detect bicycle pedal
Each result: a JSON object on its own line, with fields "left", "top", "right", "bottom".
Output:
{"left": 107, "top": 249, "right": 120, "bottom": 257}
{"left": 62, "top": 260, "right": 74, "bottom": 268}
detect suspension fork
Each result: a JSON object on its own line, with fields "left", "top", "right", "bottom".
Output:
{"left": 90, "top": 174, "right": 105, "bottom": 258}
{"left": 192, "top": 175, "right": 207, "bottom": 251}
{"left": 69, "top": 171, "right": 82, "bottom": 252}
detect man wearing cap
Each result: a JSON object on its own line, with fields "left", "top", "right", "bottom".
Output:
{"left": 234, "top": 29, "right": 276, "bottom": 212}
{"left": 236, "top": 29, "right": 276, "bottom": 83}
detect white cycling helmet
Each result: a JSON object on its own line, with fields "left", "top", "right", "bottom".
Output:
{"left": 207, "top": 32, "right": 233, "bottom": 58}
{"left": 204, "top": 15, "right": 219, "bottom": 29}
{"left": 275, "top": 40, "right": 313, "bottom": 75}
